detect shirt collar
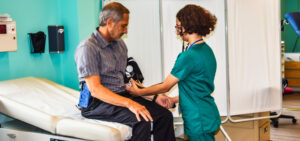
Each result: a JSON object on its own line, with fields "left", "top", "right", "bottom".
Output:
{"left": 93, "top": 27, "right": 117, "bottom": 48}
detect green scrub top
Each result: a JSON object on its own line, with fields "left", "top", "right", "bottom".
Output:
{"left": 171, "top": 42, "right": 221, "bottom": 136}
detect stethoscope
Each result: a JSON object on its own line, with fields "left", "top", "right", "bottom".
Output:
{"left": 181, "top": 39, "right": 204, "bottom": 52}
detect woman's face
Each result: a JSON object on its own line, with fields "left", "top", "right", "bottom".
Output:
{"left": 175, "top": 18, "right": 187, "bottom": 41}
{"left": 175, "top": 18, "right": 182, "bottom": 36}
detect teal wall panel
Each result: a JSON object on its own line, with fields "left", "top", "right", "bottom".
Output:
{"left": 0, "top": 0, "right": 64, "bottom": 84}
{"left": 58, "top": 0, "right": 80, "bottom": 89}
{"left": 78, "top": 0, "right": 100, "bottom": 41}
{"left": 0, "top": 0, "right": 101, "bottom": 89}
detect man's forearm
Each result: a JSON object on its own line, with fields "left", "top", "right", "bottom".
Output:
{"left": 91, "top": 85, "right": 133, "bottom": 108}
{"left": 85, "top": 76, "right": 133, "bottom": 108}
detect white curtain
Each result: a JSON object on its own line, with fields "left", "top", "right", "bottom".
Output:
{"left": 227, "top": 0, "right": 281, "bottom": 115}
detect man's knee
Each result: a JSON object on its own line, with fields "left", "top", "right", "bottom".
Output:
{"left": 131, "top": 121, "right": 152, "bottom": 141}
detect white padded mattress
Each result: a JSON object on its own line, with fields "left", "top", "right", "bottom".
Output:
{"left": 0, "top": 77, "right": 132, "bottom": 141}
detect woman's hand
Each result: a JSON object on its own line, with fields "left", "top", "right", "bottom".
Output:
{"left": 126, "top": 78, "right": 142, "bottom": 96}
{"left": 156, "top": 94, "right": 175, "bottom": 109}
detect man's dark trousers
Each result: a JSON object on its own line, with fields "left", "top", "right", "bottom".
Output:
{"left": 81, "top": 91, "right": 176, "bottom": 141}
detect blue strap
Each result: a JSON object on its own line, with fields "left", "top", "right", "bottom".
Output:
{"left": 78, "top": 83, "right": 91, "bottom": 108}
{"left": 188, "top": 39, "right": 203, "bottom": 50}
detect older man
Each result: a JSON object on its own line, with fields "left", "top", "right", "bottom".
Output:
{"left": 74, "top": 2, "right": 175, "bottom": 141}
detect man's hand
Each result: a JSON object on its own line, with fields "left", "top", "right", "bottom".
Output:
{"left": 155, "top": 94, "right": 176, "bottom": 109}
{"left": 127, "top": 100, "right": 153, "bottom": 122}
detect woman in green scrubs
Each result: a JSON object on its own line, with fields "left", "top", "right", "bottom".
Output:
{"left": 126, "top": 4, "right": 221, "bottom": 141}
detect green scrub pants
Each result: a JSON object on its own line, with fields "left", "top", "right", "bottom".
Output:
{"left": 188, "top": 132, "right": 215, "bottom": 141}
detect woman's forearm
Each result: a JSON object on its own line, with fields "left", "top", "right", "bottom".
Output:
{"left": 138, "top": 83, "right": 170, "bottom": 96}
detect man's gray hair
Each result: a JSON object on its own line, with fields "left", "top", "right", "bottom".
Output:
{"left": 99, "top": 2, "right": 129, "bottom": 26}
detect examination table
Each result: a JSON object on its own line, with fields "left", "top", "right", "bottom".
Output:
{"left": 0, "top": 77, "right": 132, "bottom": 141}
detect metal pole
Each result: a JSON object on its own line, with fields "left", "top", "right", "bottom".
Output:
{"left": 223, "top": 0, "right": 230, "bottom": 125}
{"left": 220, "top": 125, "right": 232, "bottom": 141}
{"left": 159, "top": 0, "right": 165, "bottom": 81}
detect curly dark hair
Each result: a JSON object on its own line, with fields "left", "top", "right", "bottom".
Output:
{"left": 176, "top": 4, "right": 217, "bottom": 36}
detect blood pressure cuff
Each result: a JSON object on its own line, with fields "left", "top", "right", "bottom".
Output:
{"left": 124, "top": 57, "right": 144, "bottom": 83}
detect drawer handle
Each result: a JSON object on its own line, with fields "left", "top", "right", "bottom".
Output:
{"left": 264, "top": 127, "right": 268, "bottom": 133}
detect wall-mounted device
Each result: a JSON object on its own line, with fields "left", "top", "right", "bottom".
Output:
{"left": 28, "top": 31, "right": 46, "bottom": 53}
{"left": 48, "top": 25, "right": 65, "bottom": 53}
{"left": 0, "top": 14, "right": 17, "bottom": 52}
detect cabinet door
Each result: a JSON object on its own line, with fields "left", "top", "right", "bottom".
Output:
{"left": 259, "top": 122, "right": 271, "bottom": 141}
